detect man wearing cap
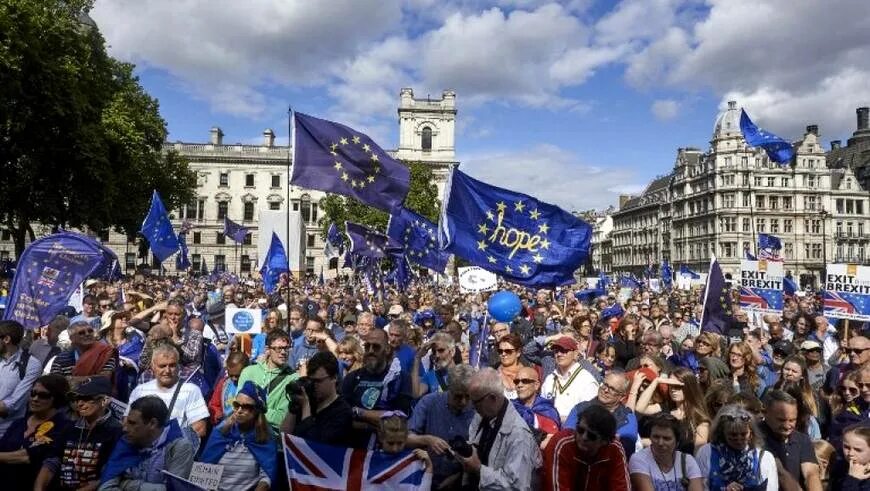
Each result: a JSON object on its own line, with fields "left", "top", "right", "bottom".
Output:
{"left": 800, "top": 340, "right": 827, "bottom": 391}
{"left": 541, "top": 336, "right": 600, "bottom": 422}
{"left": 771, "top": 339, "right": 795, "bottom": 372}
{"left": 34, "top": 377, "right": 122, "bottom": 491}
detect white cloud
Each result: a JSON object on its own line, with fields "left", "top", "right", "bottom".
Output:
{"left": 461, "top": 144, "right": 645, "bottom": 210}
{"left": 651, "top": 99, "right": 680, "bottom": 120}
{"left": 624, "top": 27, "right": 691, "bottom": 87}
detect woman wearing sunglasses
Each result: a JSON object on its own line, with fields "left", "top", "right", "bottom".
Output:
{"left": 33, "top": 376, "right": 122, "bottom": 490}
{"left": 200, "top": 381, "right": 277, "bottom": 491}
{"left": 0, "top": 374, "right": 70, "bottom": 490}
{"left": 695, "top": 405, "right": 778, "bottom": 491}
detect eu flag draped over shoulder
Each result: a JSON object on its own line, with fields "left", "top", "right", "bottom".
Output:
{"left": 700, "top": 256, "right": 732, "bottom": 335}
{"left": 387, "top": 207, "right": 449, "bottom": 273}
{"left": 740, "top": 109, "right": 794, "bottom": 165}
{"left": 292, "top": 112, "right": 410, "bottom": 212}
{"left": 260, "top": 233, "right": 289, "bottom": 294}
{"left": 4, "top": 232, "right": 118, "bottom": 329}
{"left": 223, "top": 217, "right": 249, "bottom": 244}
{"left": 140, "top": 190, "right": 180, "bottom": 262}
{"left": 439, "top": 169, "right": 591, "bottom": 288}
{"left": 346, "top": 222, "right": 401, "bottom": 260}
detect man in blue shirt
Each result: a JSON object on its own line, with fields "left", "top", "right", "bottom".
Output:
{"left": 407, "top": 364, "right": 476, "bottom": 489}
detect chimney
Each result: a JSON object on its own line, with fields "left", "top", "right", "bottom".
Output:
{"left": 263, "top": 128, "right": 275, "bottom": 147}
{"left": 806, "top": 124, "right": 818, "bottom": 136}
{"left": 831, "top": 140, "right": 842, "bottom": 150}
{"left": 858, "top": 107, "right": 869, "bottom": 131}
{"left": 727, "top": 100, "right": 737, "bottom": 110}
{"left": 209, "top": 127, "right": 224, "bottom": 145}
{"left": 619, "top": 194, "right": 632, "bottom": 209}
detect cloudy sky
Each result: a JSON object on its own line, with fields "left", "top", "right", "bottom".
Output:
{"left": 92, "top": 0, "right": 870, "bottom": 211}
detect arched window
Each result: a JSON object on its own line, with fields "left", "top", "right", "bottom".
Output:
{"left": 421, "top": 127, "right": 432, "bottom": 152}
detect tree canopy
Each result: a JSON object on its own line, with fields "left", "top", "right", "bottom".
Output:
{"left": 0, "top": 0, "right": 196, "bottom": 256}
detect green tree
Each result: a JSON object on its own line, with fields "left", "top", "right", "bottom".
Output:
{"left": 318, "top": 161, "right": 441, "bottom": 239}
{"left": 0, "top": 0, "right": 196, "bottom": 256}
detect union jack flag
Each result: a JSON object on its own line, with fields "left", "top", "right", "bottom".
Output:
{"left": 739, "top": 287, "right": 769, "bottom": 309}
{"left": 283, "top": 434, "right": 430, "bottom": 491}
{"left": 823, "top": 290, "right": 856, "bottom": 315}
{"left": 758, "top": 249, "right": 783, "bottom": 262}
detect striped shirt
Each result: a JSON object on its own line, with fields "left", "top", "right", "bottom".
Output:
{"left": 216, "top": 441, "right": 270, "bottom": 491}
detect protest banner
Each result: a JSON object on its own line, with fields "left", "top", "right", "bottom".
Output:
{"left": 823, "top": 263, "right": 870, "bottom": 321}
{"left": 458, "top": 266, "right": 498, "bottom": 293}
{"left": 738, "top": 260, "right": 784, "bottom": 314}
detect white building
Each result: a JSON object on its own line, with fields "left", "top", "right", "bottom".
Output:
{"left": 0, "top": 89, "right": 458, "bottom": 277}
{"left": 590, "top": 215, "right": 613, "bottom": 274}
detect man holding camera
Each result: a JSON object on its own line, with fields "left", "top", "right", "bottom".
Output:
{"left": 282, "top": 352, "right": 353, "bottom": 447}
{"left": 237, "top": 330, "right": 299, "bottom": 433}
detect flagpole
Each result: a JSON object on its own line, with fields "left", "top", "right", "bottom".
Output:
{"left": 287, "top": 105, "right": 293, "bottom": 284}
{"left": 234, "top": 242, "right": 239, "bottom": 275}
{"left": 698, "top": 256, "right": 714, "bottom": 332}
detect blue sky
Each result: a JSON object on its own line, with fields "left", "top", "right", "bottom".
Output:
{"left": 92, "top": 0, "right": 870, "bottom": 211}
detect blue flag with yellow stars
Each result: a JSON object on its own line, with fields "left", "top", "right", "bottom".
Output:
{"left": 175, "top": 232, "right": 191, "bottom": 270}
{"left": 439, "top": 169, "right": 592, "bottom": 287}
{"left": 387, "top": 207, "right": 450, "bottom": 273}
{"left": 292, "top": 112, "right": 410, "bottom": 212}
{"left": 140, "top": 190, "right": 180, "bottom": 263}
{"left": 4, "top": 232, "right": 118, "bottom": 329}
{"left": 739, "top": 109, "right": 794, "bottom": 165}
{"left": 701, "top": 256, "right": 732, "bottom": 335}
{"left": 345, "top": 222, "right": 402, "bottom": 260}
{"left": 260, "top": 233, "right": 289, "bottom": 294}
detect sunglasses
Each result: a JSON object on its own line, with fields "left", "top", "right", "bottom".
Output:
{"left": 513, "top": 378, "right": 538, "bottom": 386}
{"left": 847, "top": 348, "right": 868, "bottom": 355}
{"left": 30, "top": 390, "right": 53, "bottom": 400}
{"left": 576, "top": 426, "right": 601, "bottom": 442}
{"left": 74, "top": 329, "right": 95, "bottom": 337}
{"left": 497, "top": 348, "right": 516, "bottom": 355}
{"left": 840, "top": 386, "right": 860, "bottom": 395}
{"left": 232, "top": 401, "right": 258, "bottom": 412}
{"left": 721, "top": 414, "right": 752, "bottom": 422}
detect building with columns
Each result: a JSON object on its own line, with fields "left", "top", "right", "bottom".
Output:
{"left": 0, "top": 89, "right": 458, "bottom": 277}
{"left": 613, "top": 101, "right": 870, "bottom": 287}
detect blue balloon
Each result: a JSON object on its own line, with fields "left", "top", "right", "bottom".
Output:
{"left": 487, "top": 290, "right": 522, "bottom": 322}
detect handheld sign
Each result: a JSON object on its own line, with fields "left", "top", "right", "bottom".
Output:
{"left": 225, "top": 307, "right": 263, "bottom": 334}
{"left": 458, "top": 266, "right": 498, "bottom": 293}
{"left": 189, "top": 463, "right": 224, "bottom": 491}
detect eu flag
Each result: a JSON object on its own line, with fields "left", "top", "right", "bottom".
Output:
{"left": 175, "top": 233, "right": 191, "bottom": 270}
{"left": 700, "top": 256, "right": 732, "bottom": 335}
{"left": 387, "top": 207, "right": 450, "bottom": 273}
{"left": 439, "top": 169, "right": 591, "bottom": 288}
{"left": 680, "top": 264, "right": 700, "bottom": 279}
{"left": 324, "top": 222, "right": 343, "bottom": 259}
{"left": 260, "top": 233, "right": 289, "bottom": 294}
{"left": 758, "top": 233, "right": 782, "bottom": 251}
{"left": 620, "top": 274, "right": 643, "bottom": 290}
{"left": 345, "top": 222, "right": 401, "bottom": 260}
{"left": 784, "top": 275, "right": 798, "bottom": 296}
{"left": 740, "top": 109, "right": 794, "bottom": 165}
{"left": 140, "top": 190, "right": 180, "bottom": 262}
{"left": 292, "top": 112, "right": 410, "bottom": 212}
{"left": 661, "top": 260, "right": 673, "bottom": 289}
{"left": 4, "top": 232, "right": 118, "bottom": 329}
{"left": 223, "top": 217, "right": 249, "bottom": 244}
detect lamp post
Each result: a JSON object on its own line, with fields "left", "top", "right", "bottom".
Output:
{"left": 819, "top": 207, "right": 829, "bottom": 288}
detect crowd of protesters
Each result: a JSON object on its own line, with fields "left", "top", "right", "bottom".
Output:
{"left": 0, "top": 271, "right": 868, "bottom": 490}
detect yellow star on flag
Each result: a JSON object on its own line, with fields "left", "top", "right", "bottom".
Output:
{"left": 496, "top": 201, "right": 507, "bottom": 212}
{"left": 485, "top": 210, "right": 495, "bottom": 221}
{"left": 478, "top": 223, "right": 490, "bottom": 234}
{"left": 477, "top": 240, "right": 488, "bottom": 251}
{"left": 529, "top": 209, "right": 541, "bottom": 220}
{"left": 505, "top": 265, "right": 513, "bottom": 273}
{"left": 341, "top": 172, "right": 349, "bottom": 182}
{"left": 362, "top": 144, "right": 371, "bottom": 152}
{"left": 488, "top": 256, "right": 497, "bottom": 264}
{"left": 540, "top": 238, "right": 550, "bottom": 249}
{"left": 330, "top": 143, "right": 339, "bottom": 151}
{"left": 352, "top": 136, "right": 361, "bottom": 144}
{"left": 519, "top": 264, "right": 530, "bottom": 275}
{"left": 532, "top": 253, "right": 544, "bottom": 263}
{"left": 367, "top": 175, "right": 375, "bottom": 183}
{"left": 371, "top": 154, "right": 379, "bottom": 162}
{"left": 333, "top": 162, "right": 342, "bottom": 170}
{"left": 538, "top": 223, "right": 550, "bottom": 234}
{"left": 514, "top": 201, "right": 525, "bottom": 212}
{"left": 340, "top": 137, "right": 348, "bottom": 145}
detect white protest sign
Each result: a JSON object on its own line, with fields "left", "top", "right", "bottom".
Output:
{"left": 189, "top": 463, "right": 224, "bottom": 491}
{"left": 108, "top": 397, "right": 128, "bottom": 420}
{"left": 458, "top": 266, "right": 498, "bottom": 293}
{"left": 225, "top": 307, "right": 263, "bottom": 334}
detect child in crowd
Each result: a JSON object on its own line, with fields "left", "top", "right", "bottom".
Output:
{"left": 377, "top": 411, "right": 434, "bottom": 490}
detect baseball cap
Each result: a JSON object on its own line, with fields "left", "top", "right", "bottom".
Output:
{"left": 549, "top": 336, "right": 578, "bottom": 351}
{"left": 773, "top": 340, "right": 794, "bottom": 357}
{"left": 70, "top": 377, "right": 112, "bottom": 397}
{"left": 800, "top": 340, "right": 822, "bottom": 351}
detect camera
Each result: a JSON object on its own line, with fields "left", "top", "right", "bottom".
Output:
{"left": 448, "top": 436, "right": 473, "bottom": 458}
{"left": 286, "top": 377, "right": 314, "bottom": 398}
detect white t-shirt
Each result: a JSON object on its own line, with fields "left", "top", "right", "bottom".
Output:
{"left": 541, "top": 362, "right": 599, "bottom": 420}
{"left": 694, "top": 444, "right": 778, "bottom": 491}
{"left": 126, "top": 380, "right": 210, "bottom": 427}
{"left": 629, "top": 447, "right": 702, "bottom": 491}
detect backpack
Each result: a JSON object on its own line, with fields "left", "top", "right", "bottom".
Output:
{"left": 15, "top": 347, "right": 31, "bottom": 380}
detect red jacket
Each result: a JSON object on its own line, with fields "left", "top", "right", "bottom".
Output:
{"left": 542, "top": 429, "right": 630, "bottom": 491}
{"left": 208, "top": 374, "right": 228, "bottom": 425}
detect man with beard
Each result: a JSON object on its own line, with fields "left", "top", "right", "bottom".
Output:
{"left": 412, "top": 332, "right": 456, "bottom": 397}
{"left": 407, "top": 364, "right": 476, "bottom": 489}
{"left": 341, "top": 328, "right": 411, "bottom": 447}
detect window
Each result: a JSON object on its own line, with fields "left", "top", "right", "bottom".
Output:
{"left": 269, "top": 202, "right": 280, "bottom": 211}
{"left": 305, "top": 257, "right": 315, "bottom": 275}
{"left": 742, "top": 192, "right": 751, "bottom": 207}
{"left": 193, "top": 232, "right": 201, "bottom": 244}
{"left": 721, "top": 217, "right": 736, "bottom": 232}
{"left": 770, "top": 219, "right": 779, "bottom": 233}
{"left": 217, "top": 201, "right": 228, "bottom": 219}
{"left": 214, "top": 255, "right": 226, "bottom": 273}
{"left": 783, "top": 197, "right": 792, "bottom": 210}
{"left": 219, "top": 172, "right": 229, "bottom": 187}
{"left": 784, "top": 242, "right": 793, "bottom": 258}
{"left": 240, "top": 255, "right": 251, "bottom": 273}
{"left": 307, "top": 234, "right": 316, "bottom": 247}
{"left": 742, "top": 174, "right": 750, "bottom": 186}
{"left": 767, "top": 177, "right": 775, "bottom": 187}
{"left": 1, "top": 230, "right": 10, "bottom": 241}
{"left": 124, "top": 253, "right": 136, "bottom": 270}
{"left": 722, "top": 175, "right": 735, "bottom": 186}
{"left": 742, "top": 217, "right": 751, "bottom": 232}
{"left": 301, "top": 199, "right": 311, "bottom": 222}
{"left": 811, "top": 220, "right": 821, "bottom": 234}
{"left": 807, "top": 176, "right": 817, "bottom": 188}
{"left": 808, "top": 158, "right": 816, "bottom": 169}
{"left": 756, "top": 219, "right": 765, "bottom": 232}
{"left": 292, "top": 201, "right": 299, "bottom": 211}
{"left": 756, "top": 195, "right": 765, "bottom": 209}
{"left": 421, "top": 127, "right": 432, "bottom": 152}
{"left": 244, "top": 202, "right": 254, "bottom": 221}
{"left": 858, "top": 201, "right": 865, "bottom": 214}
{"left": 184, "top": 202, "right": 196, "bottom": 219}
{"left": 723, "top": 194, "right": 735, "bottom": 207}
{"left": 784, "top": 219, "right": 793, "bottom": 233}
{"left": 859, "top": 223, "right": 865, "bottom": 237}
{"left": 721, "top": 242, "right": 735, "bottom": 258}
{"left": 192, "top": 254, "right": 201, "bottom": 271}
{"left": 781, "top": 177, "right": 789, "bottom": 187}
{"left": 847, "top": 222, "right": 854, "bottom": 236}
{"left": 271, "top": 175, "right": 281, "bottom": 188}
{"left": 804, "top": 196, "right": 818, "bottom": 211}
{"left": 243, "top": 233, "right": 252, "bottom": 245}
{"left": 216, "top": 232, "right": 226, "bottom": 245}
{"left": 837, "top": 199, "right": 845, "bottom": 214}
{"left": 245, "top": 174, "right": 254, "bottom": 187}
{"left": 98, "top": 230, "right": 110, "bottom": 242}
{"left": 741, "top": 156, "right": 748, "bottom": 167}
